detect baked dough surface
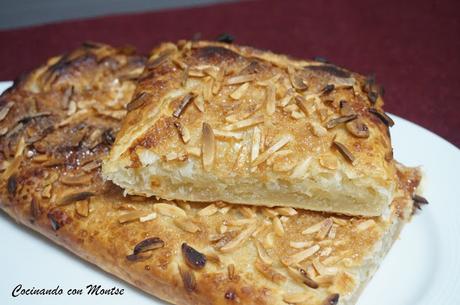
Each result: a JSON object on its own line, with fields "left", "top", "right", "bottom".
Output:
{"left": 103, "top": 40, "right": 398, "bottom": 216}
{"left": 0, "top": 44, "right": 421, "bottom": 305}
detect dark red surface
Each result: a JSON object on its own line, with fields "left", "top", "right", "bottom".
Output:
{"left": 1, "top": 0, "right": 459, "bottom": 147}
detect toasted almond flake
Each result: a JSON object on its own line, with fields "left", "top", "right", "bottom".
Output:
{"left": 369, "top": 107, "right": 394, "bottom": 127}
{"left": 219, "top": 206, "right": 232, "bottom": 214}
{"left": 226, "top": 218, "right": 257, "bottom": 226}
{"left": 261, "top": 207, "right": 278, "bottom": 218}
{"left": 310, "top": 121, "right": 328, "bottom": 137}
{"left": 185, "top": 146, "right": 201, "bottom": 157}
{"left": 273, "top": 217, "right": 285, "bottom": 236}
{"left": 239, "top": 206, "right": 256, "bottom": 218}
{"left": 322, "top": 256, "right": 340, "bottom": 266}
{"left": 302, "top": 220, "right": 326, "bottom": 235}
{"left": 275, "top": 207, "right": 298, "bottom": 216}
{"left": 223, "top": 116, "right": 264, "bottom": 131}
{"left": 174, "top": 217, "right": 200, "bottom": 233}
{"left": 203, "top": 77, "right": 213, "bottom": 102}
{"left": 201, "top": 122, "right": 215, "bottom": 171}
{"left": 312, "top": 258, "right": 338, "bottom": 276}
{"left": 256, "top": 74, "right": 281, "bottom": 86}
{"left": 332, "top": 141, "right": 355, "bottom": 164}
{"left": 266, "top": 84, "right": 276, "bottom": 115}
{"left": 319, "top": 154, "right": 338, "bottom": 170}
{"left": 252, "top": 220, "right": 271, "bottom": 237}
{"left": 193, "top": 94, "right": 205, "bottom": 113}
{"left": 81, "top": 160, "right": 101, "bottom": 172}
{"left": 212, "top": 68, "right": 225, "bottom": 94}
{"left": 254, "top": 259, "right": 286, "bottom": 284}
{"left": 165, "top": 152, "right": 186, "bottom": 161}
{"left": 173, "top": 93, "right": 195, "bottom": 118}
{"left": 288, "top": 66, "right": 308, "bottom": 90}
{"left": 254, "top": 240, "right": 273, "bottom": 265}
{"left": 279, "top": 92, "right": 293, "bottom": 107}
{"left": 325, "top": 114, "right": 357, "bottom": 129}
{"left": 286, "top": 266, "right": 319, "bottom": 289}
{"left": 263, "top": 232, "right": 275, "bottom": 249}
{"left": 60, "top": 174, "right": 92, "bottom": 186}
{"left": 188, "top": 68, "right": 206, "bottom": 77}
{"left": 67, "top": 100, "right": 77, "bottom": 115}
{"left": 290, "top": 157, "right": 312, "bottom": 179}
{"left": 174, "top": 122, "right": 191, "bottom": 143}
{"left": 280, "top": 216, "right": 290, "bottom": 223}
{"left": 139, "top": 212, "right": 157, "bottom": 222}
{"left": 316, "top": 218, "right": 333, "bottom": 239}
{"left": 356, "top": 219, "right": 376, "bottom": 231}
{"left": 250, "top": 126, "right": 262, "bottom": 162}
{"left": 154, "top": 203, "right": 186, "bottom": 218}
{"left": 289, "top": 241, "right": 314, "bottom": 249}
{"left": 283, "top": 292, "right": 311, "bottom": 304}
{"left": 58, "top": 109, "right": 89, "bottom": 127}
{"left": 284, "top": 104, "right": 299, "bottom": 112}
{"left": 306, "top": 263, "right": 317, "bottom": 279}
{"left": 0, "top": 102, "right": 13, "bottom": 121}
{"left": 75, "top": 200, "right": 89, "bottom": 217}
{"left": 346, "top": 119, "right": 370, "bottom": 138}
{"left": 320, "top": 247, "right": 333, "bottom": 257}
{"left": 41, "top": 184, "right": 51, "bottom": 198}
{"left": 291, "top": 110, "right": 304, "bottom": 119}
{"left": 178, "top": 266, "right": 196, "bottom": 293}
{"left": 220, "top": 223, "right": 257, "bottom": 253}
{"left": 227, "top": 263, "right": 237, "bottom": 281}
{"left": 118, "top": 211, "right": 150, "bottom": 224}
{"left": 57, "top": 191, "right": 94, "bottom": 206}
{"left": 252, "top": 134, "right": 292, "bottom": 166}
{"left": 327, "top": 225, "right": 337, "bottom": 239}
{"left": 219, "top": 224, "right": 228, "bottom": 234}
{"left": 213, "top": 129, "right": 243, "bottom": 140}
{"left": 225, "top": 74, "right": 256, "bottom": 85}
{"left": 332, "top": 217, "right": 348, "bottom": 226}
{"left": 315, "top": 274, "right": 335, "bottom": 286}
{"left": 198, "top": 203, "right": 218, "bottom": 216}
{"left": 282, "top": 244, "right": 320, "bottom": 266}
{"left": 172, "top": 57, "right": 187, "bottom": 69}
{"left": 230, "top": 82, "right": 249, "bottom": 100}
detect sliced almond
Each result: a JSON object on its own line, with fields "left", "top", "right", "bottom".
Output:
{"left": 266, "top": 83, "right": 276, "bottom": 115}
{"left": 254, "top": 240, "right": 273, "bottom": 265}
{"left": 0, "top": 102, "right": 14, "bottom": 121}
{"left": 225, "top": 74, "right": 256, "bottom": 85}
{"left": 273, "top": 217, "right": 285, "bottom": 236}
{"left": 119, "top": 211, "right": 150, "bottom": 224}
{"left": 254, "top": 259, "right": 286, "bottom": 284}
{"left": 356, "top": 219, "right": 376, "bottom": 231}
{"left": 154, "top": 203, "right": 186, "bottom": 218}
{"left": 252, "top": 134, "right": 292, "bottom": 166}
{"left": 174, "top": 217, "right": 200, "bottom": 233}
{"left": 275, "top": 207, "right": 298, "bottom": 216}
{"left": 250, "top": 126, "right": 262, "bottom": 162}
{"left": 139, "top": 212, "right": 157, "bottom": 222}
{"left": 223, "top": 116, "right": 264, "bottom": 131}
{"left": 230, "top": 82, "right": 249, "bottom": 100}
{"left": 281, "top": 244, "right": 320, "bottom": 266}
{"left": 220, "top": 223, "right": 257, "bottom": 253}
{"left": 317, "top": 218, "right": 333, "bottom": 239}
{"left": 289, "top": 241, "right": 313, "bottom": 249}
{"left": 213, "top": 129, "right": 243, "bottom": 140}
{"left": 75, "top": 200, "right": 89, "bottom": 217}
{"left": 201, "top": 122, "right": 215, "bottom": 171}
{"left": 197, "top": 204, "right": 218, "bottom": 216}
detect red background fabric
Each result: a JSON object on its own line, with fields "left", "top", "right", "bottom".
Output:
{"left": 1, "top": 0, "right": 459, "bottom": 147}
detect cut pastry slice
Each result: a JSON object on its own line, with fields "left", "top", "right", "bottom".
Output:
{"left": 0, "top": 44, "right": 423, "bottom": 305}
{"left": 103, "top": 40, "right": 399, "bottom": 216}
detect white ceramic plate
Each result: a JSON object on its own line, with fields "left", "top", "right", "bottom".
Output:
{"left": 0, "top": 81, "right": 459, "bottom": 305}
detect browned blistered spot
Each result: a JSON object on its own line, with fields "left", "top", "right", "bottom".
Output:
{"left": 130, "top": 116, "right": 176, "bottom": 151}
{"left": 193, "top": 46, "right": 240, "bottom": 63}
{"left": 47, "top": 208, "right": 72, "bottom": 231}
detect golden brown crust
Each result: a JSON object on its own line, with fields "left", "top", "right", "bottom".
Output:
{"left": 0, "top": 43, "right": 419, "bottom": 305}
{"left": 104, "top": 40, "right": 397, "bottom": 216}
